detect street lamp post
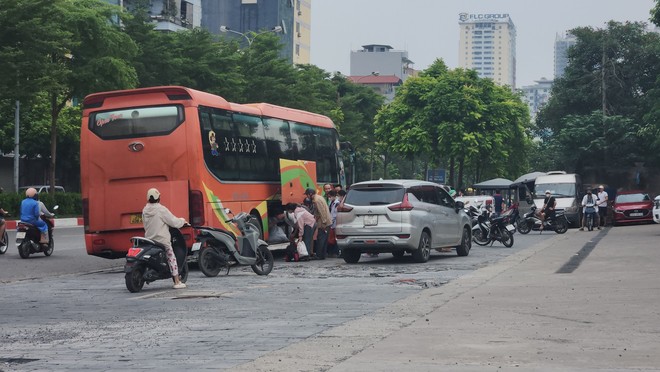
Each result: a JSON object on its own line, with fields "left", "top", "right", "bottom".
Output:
{"left": 219, "top": 25, "right": 283, "bottom": 47}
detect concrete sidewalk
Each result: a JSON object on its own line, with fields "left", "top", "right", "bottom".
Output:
{"left": 231, "top": 225, "right": 660, "bottom": 371}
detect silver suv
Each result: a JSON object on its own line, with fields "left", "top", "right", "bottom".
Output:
{"left": 336, "top": 180, "right": 472, "bottom": 264}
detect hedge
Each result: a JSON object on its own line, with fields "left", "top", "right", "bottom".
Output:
{"left": 0, "top": 192, "right": 82, "bottom": 218}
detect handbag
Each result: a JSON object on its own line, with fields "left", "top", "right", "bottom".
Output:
{"left": 327, "top": 228, "right": 337, "bottom": 245}
{"left": 296, "top": 240, "right": 309, "bottom": 257}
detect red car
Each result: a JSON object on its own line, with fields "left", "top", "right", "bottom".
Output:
{"left": 613, "top": 191, "right": 654, "bottom": 225}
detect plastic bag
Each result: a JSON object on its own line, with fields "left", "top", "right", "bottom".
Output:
{"left": 297, "top": 241, "right": 308, "bottom": 257}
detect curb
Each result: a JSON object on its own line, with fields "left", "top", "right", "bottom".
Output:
{"left": 4, "top": 218, "right": 83, "bottom": 229}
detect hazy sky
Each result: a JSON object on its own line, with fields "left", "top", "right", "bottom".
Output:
{"left": 310, "top": 0, "right": 656, "bottom": 87}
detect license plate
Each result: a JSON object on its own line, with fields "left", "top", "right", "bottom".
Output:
{"left": 191, "top": 242, "right": 202, "bottom": 252}
{"left": 130, "top": 214, "right": 143, "bottom": 224}
{"left": 630, "top": 212, "right": 643, "bottom": 217}
{"left": 506, "top": 224, "right": 515, "bottom": 232}
{"left": 16, "top": 231, "right": 25, "bottom": 240}
{"left": 364, "top": 215, "right": 378, "bottom": 226}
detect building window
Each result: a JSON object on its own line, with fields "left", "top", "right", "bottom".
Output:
{"left": 295, "top": 44, "right": 300, "bottom": 55}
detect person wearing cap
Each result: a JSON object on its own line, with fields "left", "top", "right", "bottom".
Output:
{"left": 20, "top": 188, "right": 49, "bottom": 243}
{"left": 579, "top": 188, "right": 600, "bottom": 231}
{"left": 540, "top": 190, "right": 556, "bottom": 230}
{"left": 596, "top": 185, "right": 609, "bottom": 227}
{"left": 304, "top": 188, "right": 332, "bottom": 259}
{"left": 142, "top": 188, "right": 188, "bottom": 289}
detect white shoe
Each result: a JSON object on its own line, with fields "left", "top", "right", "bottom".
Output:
{"left": 173, "top": 282, "right": 187, "bottom": 289}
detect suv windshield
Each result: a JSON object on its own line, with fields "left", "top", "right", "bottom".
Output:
{"left": 344, "top": 187, "right": 405, "bottom": 206}
{"left": 534, "top": 183, "right": 575, "bottom": 198}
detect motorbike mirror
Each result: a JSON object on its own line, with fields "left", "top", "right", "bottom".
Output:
{"left": 53, "top": 205, "right": 59, "bottom": 211}
{"left": 224, "top": 208, "right": 233, "bottom": 215}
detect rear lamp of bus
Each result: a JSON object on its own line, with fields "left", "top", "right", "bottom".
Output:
{"left": 338, "top": 204, "right": 353, "bottom": 212}
{"left": 388, "top": 193, "right": 413, "bottom": 211}
{"left": 189, "top": 190, "right": 205, "bottom": 226}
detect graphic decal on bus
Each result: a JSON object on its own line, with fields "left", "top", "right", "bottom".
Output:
{"left": 208, "top": 131, "right": 219, "bottom": 156}
{"left": 280, "top": 159, "right": 318, "bottom": 205}
{"left": 202, "top": 183, "right": 240, "bottom": 235}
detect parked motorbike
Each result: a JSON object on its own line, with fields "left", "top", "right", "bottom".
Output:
{"left": 472, "top": 209, "right": 515, "bottom": 247}
{"left": 124, "top": 227, "right": 189, "bottom": 293}
{"left": 194, "top": 210, "right": 274, "bottom": 277}
{"left": 516, "top": 206, "right": 569, "bottom": 234}
{"left": 15, "top": 206, "right": 58, "bottom": 259}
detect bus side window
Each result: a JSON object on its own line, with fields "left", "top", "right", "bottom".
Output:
{"left": 263, "top": 117, "right": 292, "bottom": 181}
{"left": 210, "top": 109, "right": 239, "bottom": 180}
{"left": 313, "top": 127, "right": 338, "bottom": 184}
{"left": 233, "top": 114, "right": 268, "bottom": 181}
{"left": 290, "top": 122, "right": 316, "bottom": 164}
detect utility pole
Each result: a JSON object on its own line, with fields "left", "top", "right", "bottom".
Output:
{"left": 13, "top": 100, "right": 20, "bottom": 192}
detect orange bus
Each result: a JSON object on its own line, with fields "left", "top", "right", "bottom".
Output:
{"left": 81, "top": 86, "right": 344, "bottom": 258}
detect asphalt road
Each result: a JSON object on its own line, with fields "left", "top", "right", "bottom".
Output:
{"left": 0, "top": 227, "right": 557, "bottom": 371}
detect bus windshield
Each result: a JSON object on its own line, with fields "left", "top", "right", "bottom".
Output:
{"left": 90, "top": 105, "right": 184, "bottom": 140}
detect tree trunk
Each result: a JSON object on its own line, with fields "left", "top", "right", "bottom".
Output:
{"left": 457, "top": 157, "right": 465, "bottom": 190}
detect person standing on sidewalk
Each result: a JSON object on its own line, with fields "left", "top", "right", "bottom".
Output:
{"left": 0, "top": 206, "right": 8, "bottom": 247}
{"left": 597, "top": 185, "right": 609, "bottom": 227}
{"left": 305, "top": 188, "right": 331, "bottom": 260}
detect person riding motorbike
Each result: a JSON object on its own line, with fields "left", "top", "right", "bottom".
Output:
{"left": 580, "top": 188, "right": 600, "bottom": 231}
{"left": 539, "top": 190, "right": 556, "bottom": 231}
{"left": 0, "top": 206, "right": 8, "bottom": 246}
{"left": 142, "top": 188, "right": 188, "bottom": 289}
{"left": 20, "top": 188, "right": 49, "bottom": 244}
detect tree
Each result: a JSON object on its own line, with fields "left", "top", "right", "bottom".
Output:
{"left": 0, "top": 0, "right": 138, "bottom": 189}
{"left": 537, "top": 21, "right": 660, "bottom": 170}
{"left": 375, "top": 60, "right": 532, "bottom": 189}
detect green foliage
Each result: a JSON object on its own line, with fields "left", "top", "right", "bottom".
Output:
{"left": 538, "top": 21, "right": 660, "bottom": 170}
{"left": 375, "top": 60, "right": 532, "bottom": 189}
{"left": 0, "top": 192, "right": 81, "bottom": 217}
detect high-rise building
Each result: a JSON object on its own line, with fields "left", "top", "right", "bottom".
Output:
{"left": 519, "top": 77, "right": 553, "bottom": 119}
{"left": 458, "top": 13, "right": 516, "bottom": 88}
{"left": 554, "top": 32, "right": 576, "bottom": 79}
{"left": 202, "top": 0, "right": 311, "bottom": 64}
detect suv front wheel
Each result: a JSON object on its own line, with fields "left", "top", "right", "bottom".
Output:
{"left": 412, "top": 231, "right": 431, "bottom": 263}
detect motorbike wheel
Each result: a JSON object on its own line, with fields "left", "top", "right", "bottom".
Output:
{"left": 517, "top": 218, "right": 531, "bottom": 234}
{"left": 43, "top": 239, "right": 54, "bottom": 256}
{"left": 179, "top": 261, "right": 189, "bottom": 283}
{"left": 501, "top": 230, "right": 514, "bottom": 248}
{"left": 472, "top": 228, "right": 490, "bottom": 246}
{"left": 125, "top": 267, "right": 145, "bottom": 293}
{"left": 554, "top": 219, "right": 568, "bottom": 234}
{"left": 251, "top": 245, "right": 274, "bottom": 276}
{"left": 587, "top": 214, "right": 593, "bottom": 231}
{"left": 18, "top": 241, "right": 31, "bottom": 259}
{"left": 199, "top": 247, "right": 222, "bottom": 277}
{"left": 0, "top": 230, "right": 8, "bottom": 254}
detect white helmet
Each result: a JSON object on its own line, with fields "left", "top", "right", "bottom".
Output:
{"left": 25, "top": 187, "right": 37, "bottom": 198}
{"left": 146, "top": 188, "right": 160, "bottom": 202}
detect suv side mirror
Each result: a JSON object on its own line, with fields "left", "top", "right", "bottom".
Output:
{"left": 455, "top": 201, "right": 464, "bottom": 212}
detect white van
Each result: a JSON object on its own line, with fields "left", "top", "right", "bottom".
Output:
{"left": 533, "top": 172, "right": 582, "bottom": 226}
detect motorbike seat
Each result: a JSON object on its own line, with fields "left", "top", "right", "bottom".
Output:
{"left": 17, "top": 221, "right": 35, "bottom": 228}
{"left": 197, "top": 226, "right": 237, "bottom": 241}
{"left": 130, "top": 236, "right": 166, "bottom": 249}
{"left": 491, "top": 216, "right": 505, "bottom": 223}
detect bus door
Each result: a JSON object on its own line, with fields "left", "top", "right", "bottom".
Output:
{"left": 280, "top": 159, "right": 317, "bottom": 205}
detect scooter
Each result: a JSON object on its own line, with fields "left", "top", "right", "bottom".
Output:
{"left": 194, "top": 210, "right": 274, "bottom": 277}
{"left": 472, "top": 208, "right": 515, "bottom": 247}
{"left": 124, "top": 227, "right": 189, "bottom": 293}
{"left": 15, "top": 206, "right": 58, "bottom": 259}
{"left": 517, "top": 206, "right": 569, "bottom": 234}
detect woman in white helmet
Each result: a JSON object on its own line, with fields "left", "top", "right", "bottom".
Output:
{"left": 142, "top": 188, "right": 188, "bottom": 289}
{"left": 20, "top": 188, "right": 49, "bottom": 243}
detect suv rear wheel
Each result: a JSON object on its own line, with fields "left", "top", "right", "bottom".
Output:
{"left": 456, "top": 226, "right": 471, "bottom": 256}
{"left": 412, "top": 231, "right": 431, "bottom": 263}
{"left": 342, "top": 248, "right": 361, "bottom": 264}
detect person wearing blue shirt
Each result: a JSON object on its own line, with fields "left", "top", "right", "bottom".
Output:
{"left": 20, "top": 188, "right": 49, "bottom": 243}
